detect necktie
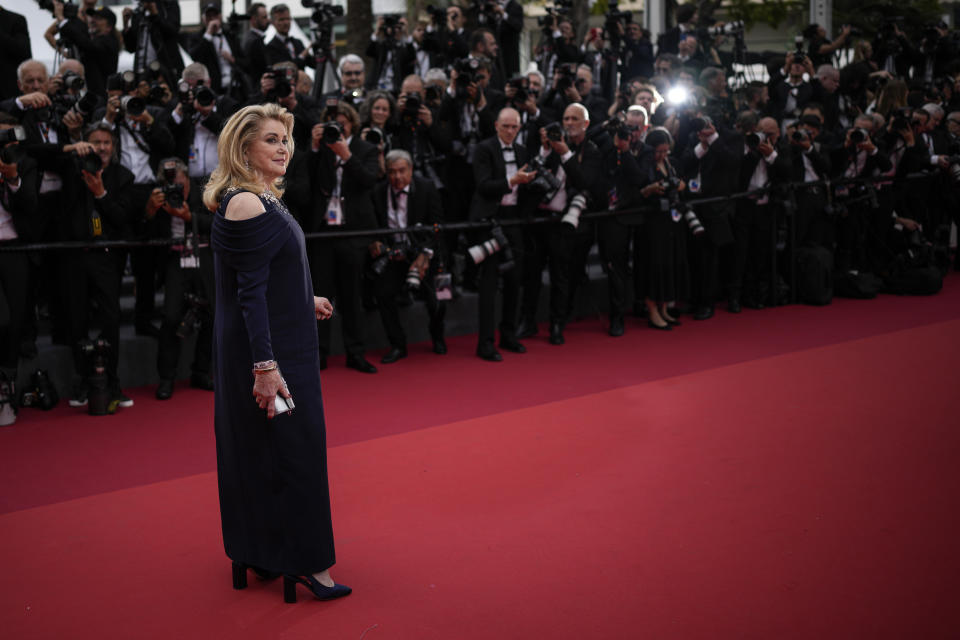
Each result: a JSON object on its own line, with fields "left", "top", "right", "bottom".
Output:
{"left": 390, "top": 188, "right": 407, "bottom": 211}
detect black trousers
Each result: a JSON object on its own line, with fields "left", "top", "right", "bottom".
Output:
{"left": 373, "top": 260, "right": 445, "bottom": 349}
{"left": 310, "top": 237, "right": 368, "bottom": 359}
{"left": 63, "top": 249, "right": 122, "bottom": 385}
{"left": 129, "top": 183, "right": 161, "bottom": 328}
{"left": 731, "top": 200, "right": 775, "bottom": 301}
{"left": 477, "top": 222, "right": 523, "bottom": 350}
{"left": 598, "top": 219, "right": 631, "bottom": 318}
{"left": 795, "top": 187, "right": 831, "bottom": 248}
{"left": 157, "top": 250, "right": 215, "bottom": 380}
{"left": 565, "top": 223, "right": 595, "bottom": 320}
{"left": 0, "top": 248, "right": 29, "bottom": 373}
{"left": 688, "top": 232, "right": 720, "bottom": 309}
{"left": 520, "top": 219, "right": 571, "bottom": 325}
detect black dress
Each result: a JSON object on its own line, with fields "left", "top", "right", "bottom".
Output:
{"left": 638, "top": 160, "right": 689, "bottom": 305}
{"left": 210, "top": 188, "right": 336, "bottom": 575}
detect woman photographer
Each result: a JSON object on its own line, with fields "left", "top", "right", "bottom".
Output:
{"left": 358, "top": 90, "right": 395, "bottom": 178}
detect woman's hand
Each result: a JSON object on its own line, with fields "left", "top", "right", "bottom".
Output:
{"left": 253, "top": 369, "right": 290, "bottom": 419}
{"left": 315, "top": 296, "right": 333, "bottom": 320}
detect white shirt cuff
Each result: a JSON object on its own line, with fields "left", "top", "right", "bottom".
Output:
{"left": 764, "top": 150, "right": 778, "bottom": 164}
{"left": 560, "top": 150, "right": 574, "bottom": 163}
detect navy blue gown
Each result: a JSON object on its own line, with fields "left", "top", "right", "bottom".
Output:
{"left": 210, "top": 188, "right": 335, "bottom": 575}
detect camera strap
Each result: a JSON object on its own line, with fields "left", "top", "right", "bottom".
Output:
{"left": 119, "top": 119, "right": 152, "bottom": 155}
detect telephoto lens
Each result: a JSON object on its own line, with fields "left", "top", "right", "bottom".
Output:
{"left": 745, "top": 131, "right": 765, "bottom": 149}
{"left": 561, "top": 193, "right": 588, "bottom": 229}
{"left": 850, "top": 128, "right": 869, "bottom": 144}
{"left": 79, "top": 152, "right": 103, "bottom": 174}
{"left": 121, "top": 95, "right": 146, "bottom": 117}
{"left": 545, "top": 121, "right": 563, "bottom": 142}
{"left": 405, "top": 264, "right": 423, "bottom": 290}
{"left": 684, "top": 209, "right": 705, "bottom": 235}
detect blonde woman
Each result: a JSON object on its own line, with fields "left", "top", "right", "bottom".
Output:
{"left": 203, "top": 103, "right": 351, "bottom": 603}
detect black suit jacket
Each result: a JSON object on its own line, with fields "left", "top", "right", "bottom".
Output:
{"left": 365, "top": 38, "right": 416, "bottom": 91}
{"left": 59, "top": 161, "right": 135, "bottom": 241}
{"left": 122, "top": 0, "right": 184, "bottom": 75}
{"left": 186, "top": 30, "right": 247, "bottom": 94}
{"left": 90, "top": 106, "right": 177, "bottom": 177}
{"left": 771, "top": 79, "right": 814, "bottom": 120}
{"left": 496, "top": 0, "right": 523, "bottom": 78}
{"left": 242, "top": 30, "right": 269, "bottom": 83}
{"left": 680, "top": 136, "right": 739, "bottom": 245}
{"left": 469, "top": 135, "right": 532, "bottom": 221}
{"left": 1, "top": 155, "right": 40, "bottom": 242}
{"left": 0, "top": 8, "right": 30, "bottom": 101}
{"left": 264, "top": 34, "right": 308, "bottom": 69}
{"left": 372, "top": 176, "right": 443, "bottom": 248}
{"left": 59, "top": 19, "right": 119, "bottom": 97}
{"left": 308, "top": 136, "right": 380, "bottom": 232}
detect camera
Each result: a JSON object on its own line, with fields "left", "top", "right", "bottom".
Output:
{"left": 467, "top": 225, "right": 515, "bottom": 272}
{"left": 690, "top": 115, "right": 713, "bottom": 133}
{"left": 177, "top": 293, "right": 210, "bottom": 339}
{"left": 561, "top": 192, "right": 588, "bottom": 229}
{"left": 507, "top": 77, "right": 528, "bottom": 104}
{"left": 555, "top": 64, "right": 576, "bottom": 92}
{"left": 18, "top": 369, "right": 59, "bottom": 411}
{"left": 526, "top": 156, "right": 561, "bottom": 199}
{"left": 453, "top": 57, "right": 480, "bottom": 100}
{"left": 0, "top": 126, "right": 27, "bottom": 165}
{"left": 120, "top": 95, "right": 146, "bottom": 117}
{"left": 745, "top": 131, "right": 765, "bottom": 150}
{"left": 793, "top": 35, "right": 807, "bottom": 57}
{"left": 426, "top": 4, "right": 446, "bottom": 25}
{"left": 890, "top": 108, "right": 911, "bottom": 133}
{"left": 266, "top": 67, "right": 297, "bottom": 101}
{"left": 302, "top": 0, "right": 344, "bottom": 24}
{"left": 544, "top": 121, "right": 563, "bottom": 142}
{"left": 322, "top": 121, "right": 344, "bottom": 144}
{"left": 791, "top": 128, "right": 809, "bottom": 143}
{"left": 364, "top": 126, "right": 384, "bottom": 145}
{"left": 77, "top": 338, "right": 115, "bottom": 416}
{"left": 403, "top": 92, "right": 421, "bottom": 119}
{"left": 369, "top": 240, "right": 414, "bottom": 277}
{"left": 425, "top": 85, "right": 443, "bottom": 103}
{"left": 603, "top": 116, "right": 636, "bottom": 140}
{"left": 61, "top": 70, "right": 85, "bottom": 92}
{"left": 78, "top": 151, "right": 103, "bottom": 174}
{"left": 849, "top": 128, "right": 870, "bottom": 144}
{"left": 72, "top": 91, "right": 99, "bottom": 120}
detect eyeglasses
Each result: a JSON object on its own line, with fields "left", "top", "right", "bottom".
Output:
{"left": 342, "top": 70, "right": 363, "bottom": 76}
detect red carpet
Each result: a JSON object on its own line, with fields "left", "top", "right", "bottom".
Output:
{"left": 1, "top": 281, "right": 959, "bottom": 638}
{"left": 1, "top": 318, "right": 959, "bottom": 638}
{"left": 3, "top": 277, "right": 960, "bottom": 514}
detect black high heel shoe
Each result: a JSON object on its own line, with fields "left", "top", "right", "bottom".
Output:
{"left": 232, "top": 561, "right": 281, "bottom": 589}
{"left": 283, "top": 574, "right": 352, "bottom": 603}
{"left": 647, "top": 319, "right": 672, "bottom": 331}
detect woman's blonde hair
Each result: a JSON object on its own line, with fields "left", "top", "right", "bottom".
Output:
{"left": 202, "top": 103, "right": 295, "bottom": 211}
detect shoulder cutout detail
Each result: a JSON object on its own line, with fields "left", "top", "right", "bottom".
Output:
{"left": 224, "top": 192, "right": 267, "bottom": 221}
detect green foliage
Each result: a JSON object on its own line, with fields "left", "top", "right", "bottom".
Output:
{"left": 725, "top": 0, "right": 804, "bottom": 30}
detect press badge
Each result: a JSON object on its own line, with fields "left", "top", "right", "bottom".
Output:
{"left": 688, "top": 177, "right": 701, "bottom": 193}
{"left": 434, "top": 273, "right": 453, "bottom": 300}
{"left": 90, "top": 212, "right": 103, "bottom": 237}
{"left": 607, "top": 187, "right": 618, "bottom": 211}
{"left": 326, "top": 197, "right": 343, "bottom": 226}
{"left": 180, "top": 254, "right": 199, "bottom": 269}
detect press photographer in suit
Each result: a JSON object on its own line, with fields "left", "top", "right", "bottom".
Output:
{"left": 370, "top": 150, "right": 447, "bottom": 363}
{"left": 148, "top": 158, "right": 214, "bottom": 400}
{"left": 121, "top": 0, "right": 184, "bottom": 78}
{"left": 264, "top": 4, "right": 311, "bottom": 70}
{"left": 679, "top": 115, "right": 738, "bottom": 320}
{"left": 309, "top": 102, "right": 380, "bottom": 374}
{"left": 59, "top": 122, "right": 135, "bottom": 408}
{"left": 469, "top": 107, "right": 535, "bottom": 361}
{"left": 186, "top": 4, "right": 249, "bottom": 100}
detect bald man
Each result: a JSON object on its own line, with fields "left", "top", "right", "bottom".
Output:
{"left": 468, "top": 107, "right": 536, "bottom": 360}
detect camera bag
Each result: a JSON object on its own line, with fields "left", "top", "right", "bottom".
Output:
{"left": 796, "top": 245, "right": 833, "bottom": 305}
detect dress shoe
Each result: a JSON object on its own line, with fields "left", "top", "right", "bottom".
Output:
{"left": 549, "top": 322, "right": 565, "bottom": 345}
{"left": 346, "top": 356, "right": 377, "bottom": 374}
{"left": 155, "top": 378, "right": 174, "bottom": 400}
{"left": 380, "top": 347, "right": 407, "bottom": 364}
{"left": 647, "top": 319, "right": 672, "bottom": 331}
{"left": 283, "top": 574, "right": 352, "bottom": 603}
{"left": 727, "top": 297, "right": 742, "bottom": 313}
{"left": 190, "top": 372, "right": 214, "bottom": 390}
{"left": 693, "top": 305, "right": 714, "bottom": 321}
{"left": 499, "top": 338, "right": 526, "bottom": 353}
{"left": 743, "top": 297, "right": 766, "bottom": 310}
{"left": 432, "top": 337, "right": 447, "bottom": 355}
{"left": 516, "top": 317, "right": 538, "bottom": 339}
{"left": 609, "top": 315, "right": 625, "bottom": 337}
{"left": 476, "top": 346, "right": 503, "bottom": 362}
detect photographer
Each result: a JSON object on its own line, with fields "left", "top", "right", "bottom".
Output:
{"left": 503, "top": 75, "right": 544, "bottom": 152}
{"left": 186, "top": 4, "right": 249, "bottom": 101}
{"left": 732, "top": 115, "right": 789, "bottom": 309}
{"left": 264, "top": 4, "right": 311, "bottom": 70}
{"left": 517, "top": 103, "right": 602, "bottom": 346}
{"left": 422, "top": 6, "right": 469, "bottom": 71}
{"left": 871, "top": 22, "right": 914, "bottom": 78}
{"left": 679, "top": 115, "right": 738, "bottom": 320}
{"left": 60, "top": 122, "right": 135, "bottom": 409}
{"left": 98, "top": 70, "right": 176, "bottom": 337}
{"left": 170, "top": 63, "right": 239, "bottom": 181}
{"left": 0, "top": 112, "right": 40, "bottom": 425}
{"left": 45, "top": 3, "right": 120, "bottom": 98}
{"left": 536, "top": 16, "right": 579, "bottom": 84}
{"left": 468, "top": 107, "right": 535, "bottom": 360}
{"left": 392, "top": 74, "right": 452, "bottom": 191}
{"left": 468, "top": 28, "right": 505, "bottom": 91}
{"left": 803, "top": 23, "right": 853, "bottom": 69}
{"left": 308, "top": 102, "right": 380, "bottom": 374}
{"left": 366, "top": 15, "right": 416, "bottom": 94}
{"left": 370, "top": 150, "right": 446, "bottom": 363}
{"left": 122, "top": 0, "right": 184, "bottom": 78}
{"left": 253, "top": 63, "right": 319, "bottom": 150}
{"left": 487, "top": 0, "right": 523, "bottom": 78}
{"left": 597, "top": 112, "right": 645, "bottom": 335}
{"left": 783, "top": 113, "right": 832, "bottom": 249}
{"left": 830, "top": 117, "right": 892, "bottom": 274}
{"left": 771, "top": 52, "right": 814, "bottom": 129}
{"left": 0, "top": 6, "right": 30, "bottom": 101}
{"left": 148, "top": 158, "right": 214, "bottom": 400}
{"left": 241, "top": 3, "right": 271, "bottom": 83}
{"left": 323, "top": 55, "right": 366, "bottom": 109}
{"left": 656, "top": 4, "right": 698, "bottom": 56}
